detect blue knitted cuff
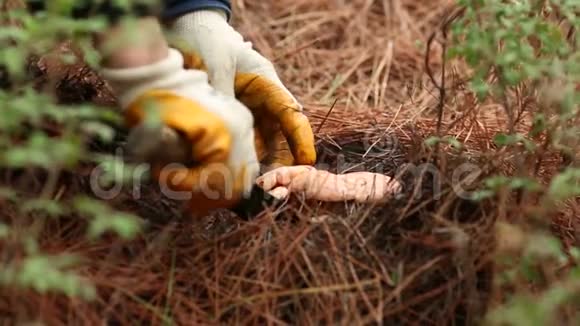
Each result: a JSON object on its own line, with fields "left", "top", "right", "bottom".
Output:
{"left": 162, "top": 0, "right": 231, "bottom": 21}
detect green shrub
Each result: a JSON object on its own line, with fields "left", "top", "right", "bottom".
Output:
{"left": 446, "top": 0, "right": 579, "bottom": 324}
{"left": 0, "top": 1, "right": 143, "bottom": 300}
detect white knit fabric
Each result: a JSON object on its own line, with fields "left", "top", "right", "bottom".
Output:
{"left": 100, "top": 48, "right": 260, "bottom": 197}
{"left": 169, "top": 9, "right": 302, "bottom": 110}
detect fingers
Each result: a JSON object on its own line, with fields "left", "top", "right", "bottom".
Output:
{"left": 204, "top": 53, "right": 237, "bottom": 97}
{"left": 151, "top": 162, "right": 248, "bottom": 214}
{"left": 253, "top": 117, "right": 295, "bottom": 169}
{"left": 264, "top": 136, "right": 294, "bottom": 169}
{"left": 234, "top": 73, "right": 317, "bottom": 166}
{"left": 253, "top": 127, "right": 268, "bottom": 163}
{"left": 236, "top": 50, "right": 316, "bottom": 166}
{"left": 123, "top": 90, "right": 252, "bottom": 211}
{"left": 180, "top": 45, "right": 236, "bottom": 97}
{"left": 124, "top": 90, "right": 232, "bottom": 165}
{"left": 171, "top": 41, "right": 317, "bottom": 167}
{"left": 170, "top": 9, "right": 240, "bottom": 97}
{"left": 237, "top": 49, "right": 300, "bottom": 107}
{"left": 180, "top": 48, "right": 237, "bottom": 97}
{"left": 125, "top": 123, "right": 191, "bottom": 164}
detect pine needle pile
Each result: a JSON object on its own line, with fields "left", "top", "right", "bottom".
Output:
{"left": 1, "top": 0, "right": 578, "bottom": 324}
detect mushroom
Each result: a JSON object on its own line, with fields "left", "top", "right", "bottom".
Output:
{"left": 256, "top": 165, "right": 402, "bottom": 203}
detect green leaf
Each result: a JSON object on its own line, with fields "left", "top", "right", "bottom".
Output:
{"left": 524, "top": 233, "right": 566, "bottom": 261}
{"left": 493, "top": 133, "right": 537, "bottom": 151}
{"left": 444, "top": 136, "right": 463, "bottom": 150}
{"left": 503, "top": 68, "right": 523, "bottom": 85}
{"left": 470, "top": 78, "right": 491, "bottom": 101}
{"left": 529, "top": 114, "right": 547, "bottom": 137}
{"left": 88, "top": 212, "right": 142, "bottom": 240}
{"left": 424, "top": 136, "right": 463, "bottom": 150}
{"left": 509, "top": 178, "right": 542, "bottom": 192}
{"left": 484, "top": 175, "right": 511, "bottom": 190}
{"left": 73, "top": 196, "right": 109, "bottom": 217}
{"left": 470, "top": 189, "right": 495, "bottom": 201}
{"left": 81, "top": 121, "right": 115, "bottom": 143}
{"left": 0, "top": 26, "right": 29, "bottom": 43}
{"left": 1, "top": 133, "right": 83, "bottom": 169}
{"left": 424, "top": 136, "right": 441, "bottom": 147}
{"left": 0, "top": 224, "right": 9, "bottom": 238}
{"left": 539, "top": 285, "right": 577, "bottom": 317}
{"left": 0, "top": 47, "right": 26, "bottom": 78}
{"left": 0, "top": 254, "right": 96, "bottom": 300}
{"left": 0, "top": 187, "right": 17, "bottom": 201}
{"left": 76, "top": 38, "right": 101, "bottom": 69}
{"left": 20, "top": 199, "right": 67, "bottom": 217}
{"left": 74, "top": 196, "right": 143, "bottom": 240}
{"left": 3, "top": 146, "right": 50, "bottom": 168}
{"left": 548, "top": 168, "right": 580, "bottom": 201}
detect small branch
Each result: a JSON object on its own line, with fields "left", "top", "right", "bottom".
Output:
{"left": 425, "top": 32, "right": 445, "bottom": 162}
{"left": 315, "top": 98, "right": 339, "bottom": 135}
{"left": 425, "top": 8, "right": 464, "bottom": 158}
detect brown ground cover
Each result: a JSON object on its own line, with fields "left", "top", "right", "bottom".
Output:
{"left": 0, "top": 0, "right": 577, "bottom": 324}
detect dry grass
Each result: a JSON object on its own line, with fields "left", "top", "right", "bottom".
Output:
{"left": 0, "top": 0, "right": 578, "bottom": 325}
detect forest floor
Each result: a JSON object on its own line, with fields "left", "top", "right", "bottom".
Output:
{"left": 1, "top": 1, "right": 578, "bottom": 325}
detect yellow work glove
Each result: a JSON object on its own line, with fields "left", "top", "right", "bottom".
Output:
{"left": 101, "top": 48, "right": 260, "bottom": 216}
{"left": 165, "top": 9, "right": 316, "bottom": 169}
